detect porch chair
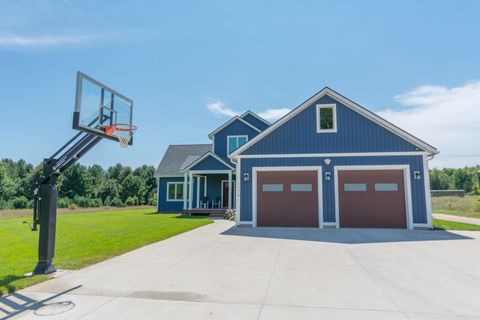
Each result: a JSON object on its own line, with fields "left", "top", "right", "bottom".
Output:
{"left": 200, "top": 196, "right": 210, "bottom": 209}
{"left": 211, "top": 197, "right": 221, "bottom": 209}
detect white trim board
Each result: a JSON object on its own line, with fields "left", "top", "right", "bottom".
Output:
{"left": 182, "top": 151, "right": 234, "bottom": 171}
{"left": 208, "top": 116, "right": 261, "bottom": 140}
{"left": 251, "top": 166, "right": 323, "bottom": 228}
{"left": 235, "top": 151, "right": 428, "bottom": 159}
{"left": 230, "top": 87, "right": 438, "bottom": 158}
{"left": 333, "top": 165, "right": 414, "bottom": 230}
{"left": 221, "top": 179, "right": 236, "bottom": 208}
{"left": 240, "top": 110, "right": 271, "bottom": 126}
{"left": 423, "top": 155, "right": 434, "bottom": 229}
{"left": 235, "top": 159, "right": 241, "bottom": 225}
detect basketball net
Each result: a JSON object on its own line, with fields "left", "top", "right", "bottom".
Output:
{"left": 103, "top": 123, "right": 137, "bottom": 148}
{"left": 118, "top": 135, "right": 131, "bottom": 148}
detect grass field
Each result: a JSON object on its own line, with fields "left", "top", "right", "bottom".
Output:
{"left": 433, "top": 218, "right": 480, "bottom": 231}
{"left": 431, "top": 195, "right": 480, "bottom": 218}
{"left": 0, "top": 208, "right": 212, "bottom": 294}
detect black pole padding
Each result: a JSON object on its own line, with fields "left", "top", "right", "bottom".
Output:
{"left": 32, "top": 175, "right": 58, "bottom": 275}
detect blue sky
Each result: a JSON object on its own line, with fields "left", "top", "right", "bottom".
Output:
{"left": 1, "top": 0, "right": 479, "bottom": 168}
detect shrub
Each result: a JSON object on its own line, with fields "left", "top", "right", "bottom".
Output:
{"left": 223, "top": 209, "right": 236, "bottom": 221}
{"left": 103, "top": 196, "right": 111, "bottom": 206}
{"left": 57, "top": 197, "right": 72, "bottom": 208}
{"left": 12, "top": 196, "right": 29, "bottom": 209}
{"left": 148, "top": 194, "right": 157, "bottom": 206}
{"left": 125, "top": 196, "right": 137, "bottom": 206}
{"left": 0, "top": 201, "right": 10, "bottom": 210}
{"left": 68, "top": 203, "right": 78, "bottom": 210}
{"left": 73, "top": 196, "right": 91, "bottom": 208}
{"left": 474, "top": 198, "right": 480, "bottom": 212}
{"left": 111, "top": 197, "right": 125, "bottom": 207}
{"left": 90, "top": 198, "right": 103, "bottom": 207}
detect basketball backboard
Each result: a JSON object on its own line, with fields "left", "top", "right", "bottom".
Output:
{"left": 73, "top": 72, "right": 134, "bottom": 146}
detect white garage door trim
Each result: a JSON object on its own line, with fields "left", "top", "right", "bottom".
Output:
{"left": 334, "top": 165, "right": 413, "bottom": 230}
{"left": 252, "top": 166, "right": 323, "bottom": 228}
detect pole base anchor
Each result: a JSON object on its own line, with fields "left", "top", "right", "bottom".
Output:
{"left": 32, "top": 260, "right": 57, "bottom": 275}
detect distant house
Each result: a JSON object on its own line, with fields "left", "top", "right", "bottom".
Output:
{"left": 155, "top": 87, "right": 438, "bottom": 229}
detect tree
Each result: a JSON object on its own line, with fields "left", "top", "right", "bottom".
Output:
{"left": 453, "top": 169, "right": 474, "bottom": 193}
{"left": 59, "top": 164, "right": 90, "bottom": 198}
{"left": 133, "top": 165, "right": 156, "bottom": 204}
{"left": 120, "top": 175, "right": 146, "bottom": 203}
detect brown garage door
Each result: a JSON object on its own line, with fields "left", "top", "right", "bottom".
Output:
{"left": 257, "top": 170, "right": 318, "bottom": 227}
{"left": 338, "top": 170, "right": 406, "bottom": 228}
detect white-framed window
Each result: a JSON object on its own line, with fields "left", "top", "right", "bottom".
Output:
{"left": 167, "top": 182, "right": 184, "bottom": 201}
{"left": 227, "top": 135, "right": 248, "bottom": 154}
{"left": 316, "top": 103, "right": 337, "bottom": 133}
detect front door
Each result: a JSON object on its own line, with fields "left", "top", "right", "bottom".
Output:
{"left": 221, "top": 181, "right": 235, "bottom": 208}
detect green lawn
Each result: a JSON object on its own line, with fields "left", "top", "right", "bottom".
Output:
{"left": 433, "top": 218, "right": 480, "bottom": 231}
{"left": 431, "top": 195, "right": 480, "bottom": 218}
{"left": 0, "top": 209, "right": 212, "bottom": 294}
{"left": 432, "top": 209, "right": 480, "bottom": 219}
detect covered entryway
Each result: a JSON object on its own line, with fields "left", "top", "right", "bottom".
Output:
{"left": 256, "top": 170, "right": 319, "bottom": 227}
{"left": 337, "top": 169, "right": 407, "bottom": 228}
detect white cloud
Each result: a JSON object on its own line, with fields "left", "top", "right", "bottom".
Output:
{"left": 378, "top": 81, "right": 480, "bottom": 168}
{"left": 206, "top": 100, "right": 290, "bottom": 122}
{"left": 206, "top": 101, "right": 239, "bottom": 118}
{"left": 258, "top": 108, "right": 291, "bottom": 121}
{"left": 0, "top": 34, "right": 98, "bottom": 49}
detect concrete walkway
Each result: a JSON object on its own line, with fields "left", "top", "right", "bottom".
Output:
{"left": 2, "top": 220, "right": 480, "bottom": 319}
{"left": 433, "top": 213, "right": 480, "bottom": 225}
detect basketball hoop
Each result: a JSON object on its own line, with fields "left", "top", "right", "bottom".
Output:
{"left": 103, "top": 123, "right": 137, "bottom": 148}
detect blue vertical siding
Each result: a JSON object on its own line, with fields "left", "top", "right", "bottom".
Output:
{"left": 190, "top": 154, "right": 233, "bottom": 171}
{"left": 157, "top": 177, "right": 184, "bottom": 213}
{"left": 239, "top": 156, "right": 427, "bottom": 224}
{"left": 243, "top": 95, "right": 421, "bottom": 155}
{"left": 241, "top": 113, "right": 270, "bottom": 131}
{"left": 213, "top": 119, "right": 262, "bottom": 160}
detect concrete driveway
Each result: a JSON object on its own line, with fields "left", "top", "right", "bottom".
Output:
{"left": 2, "top": 220, "right": 480, "bottom": 320}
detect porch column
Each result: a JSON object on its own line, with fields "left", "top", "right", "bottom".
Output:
{"left": 188, "top": 171, "right": 193, "bottom": 209}
{"left": 228, "top": 171, "right": 232, "bottom": 209}
{"left": 183, "top": 173, "right": 187, "bottom": 210}
{"left": 196, "top": 176, "right": 201, "bottom": 208}
{"left": 204, "top": 176, "right": 207, "bottom": 197}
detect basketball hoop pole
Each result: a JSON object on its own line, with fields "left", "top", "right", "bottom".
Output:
{"left": 31, "top": 132, "right": 102, "bottom": 275}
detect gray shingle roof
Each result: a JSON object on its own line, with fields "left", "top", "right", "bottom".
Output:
{"left": 155, "top": 144, "right": 212, "bottom": 177}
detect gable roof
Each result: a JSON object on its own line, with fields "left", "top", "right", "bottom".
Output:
{"left": 240, "top": 110, "right": 271, "bottom": 126}
{"left": 182, "top": 151, "right": 234, "bottom": 171}
{"left": 230, "top": 87, "right": 439, "bottom": 158}
{"left": 155, "top": 144, "right": 212, "bottom": 177}
{"left": 208, "top": 116, "right": 262, "bottom": 140}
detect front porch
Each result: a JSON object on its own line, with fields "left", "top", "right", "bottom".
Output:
{"left": 183, "top": 208, "right": 228, "bottom": 217}
{"left": 182, "top": 171, "right": 236, "bottom": 210}
{"left": 181, "top": 151, "right": 237, "bottom": 211}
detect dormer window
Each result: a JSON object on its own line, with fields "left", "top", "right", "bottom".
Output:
{"left": 227, "top": 135, "right": 248, "bottom": 154}
{"left": 316, "top": 104, "right": 337, "bottom": 133}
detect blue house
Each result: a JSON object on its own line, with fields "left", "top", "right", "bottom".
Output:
{"left": 155, "top": 88, "right": 438, "bottom": 229}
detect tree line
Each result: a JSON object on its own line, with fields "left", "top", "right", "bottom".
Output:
{"left": 429, "top": 166, "right": 480, "bottom": 194}
{"left": 0, "top": 158, "right": 157, "bottom": 209}
{"left": 1, "top": 159, "right": 479, "bottom": 210}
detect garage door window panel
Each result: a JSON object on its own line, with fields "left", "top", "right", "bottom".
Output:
{"left": 291, "top": 184, "right": 313, "bottom": 192}
{"left": 344, "top": 183, "right": 367, "bottom": 192}
{"left": 375, "top": 183, "right": 399, "bottom": 192}
{"left": 262, "top": 184, "right": 283, "bottom": 192}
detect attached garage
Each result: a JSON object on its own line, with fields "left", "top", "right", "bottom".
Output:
{"left": 255, "top": 169, "right": 321, "bottom": 227}
{"left": 336, "top": 167, "right": 409, "bottom": 228}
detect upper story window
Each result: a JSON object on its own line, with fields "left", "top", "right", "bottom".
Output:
{"left": 316, "top": 103, "right": 337, "bottom": 133}
{"left": 227, "top": 135, "right": 248, "bottom": 154}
